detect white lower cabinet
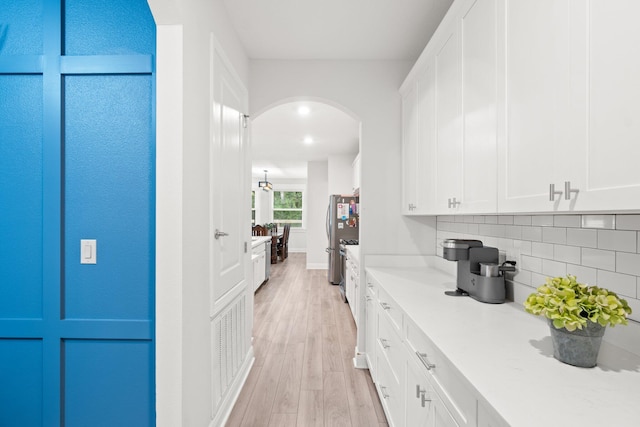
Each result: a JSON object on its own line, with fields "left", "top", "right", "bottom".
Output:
{"left": 346, "top": 254, "right": 360, "bottom": 326}
{"left": 366, "top": 271, "right": 504, "bottom": 427}
{"left": 406, "top": 355, "right": 460, "bottom": 427}
{"left": 252, "top": 243, "right": 266, "bottom": 292}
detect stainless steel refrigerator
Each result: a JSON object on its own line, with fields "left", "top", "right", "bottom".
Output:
{"left": 326, "top": 194, "right": 359, "bottom": 284}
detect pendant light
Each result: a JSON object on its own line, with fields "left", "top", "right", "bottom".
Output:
{"left": 258, "top": 170, "right": 272, "bottom": 191}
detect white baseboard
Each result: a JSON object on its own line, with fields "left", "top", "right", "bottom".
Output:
{"left": 306, "top": 262, "right": 328, "bottom": 270}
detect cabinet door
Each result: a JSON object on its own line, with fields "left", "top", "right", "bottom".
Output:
{"left": 434, "top": 24, "right": 463, "bottom": 213}
{"left": 416, "top": 61, "right": 438, "bottom": 214}
{"left": 497, "top": 0, "right": 581, "bottom": 213}
{"left": 459, "top": 0, "right": 498, "bottom": 213}
{"left": 402, "top": 81, "right": 420, "bottom": 214}
{"left": 365, "top": 289, "right": 376, "bottom": 378}
{"left": 570, "top": 0, "right": 640, "bottom": 211}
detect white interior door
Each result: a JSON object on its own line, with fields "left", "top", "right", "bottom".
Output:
{"left": 210, "top": 41, "right": 248, "bottom": 307}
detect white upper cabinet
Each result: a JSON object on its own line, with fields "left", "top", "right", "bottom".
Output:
{"left": 573, "top": 0, "right": 640, "bottom": 211}
{"left": 459, "top": 0, "right": 498, "bottom": 213}
{"left": 434, "top": 24, "right": 463, "bottom": 213}
{"left": 497, "top": 0, "right": 583, "bottom": 213}
{"left": 498, "top": 0, "right": 640, "bottom": 213}
{"left": 403, "top": 0, "right": 640, "bottom": 215}
{"left": 401, "top": 80, "right": 420, "bottom": 214}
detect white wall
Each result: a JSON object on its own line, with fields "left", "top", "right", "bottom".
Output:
{"left": 328, "top": 154, "right": 357, "bottom": 195}
{"left": 249, "top": 60, "right": 438, "bottom": 260}
{"left": 149, "top": 0, "right": 250, "bottom": 425}
{"left": 307, "top": 161, "right": 329, "bottom": 269}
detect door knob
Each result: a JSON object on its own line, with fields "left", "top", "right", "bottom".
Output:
{"left": 214, "top": 229, "right": 229, "bottom": 239}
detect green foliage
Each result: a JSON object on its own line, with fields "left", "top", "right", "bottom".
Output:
{"left": 524, "top": 275, "right": 632, "bottom": 331}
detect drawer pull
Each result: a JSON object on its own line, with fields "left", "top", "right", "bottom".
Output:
{"left": 380, "top": 338, "right": 390, "bottom": 349}
{"left": 365, "top": 296, "right": 372, "bottom": 302}
{"left": 416, "top": 351, "right": 436, "bottom": 370}
{"left": 380, "top": 302, "right": 391, "bottom": 310}
{"left": 416, "top": 384, "right": 426, "bottom": 398}
{"left": 380, "top": 385, "right": 390, "bottom": 399}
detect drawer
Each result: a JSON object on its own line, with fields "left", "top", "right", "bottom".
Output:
{"left": 377, "top": 309, "right": 404, "bottom": 384}
{"left": 377, "top": 285, "right": 402, "bottom": 333}
{"left": 405, "top": 317, "right": 476, "bottom": 426}
{"left": 365, "top": 273, "right": 377, "bottom": 297}
{"left": 252, "top": 244, "right": 265, "bottom": 256}
{"left": 376, "top": 348, "right": 404, "bottom": 427}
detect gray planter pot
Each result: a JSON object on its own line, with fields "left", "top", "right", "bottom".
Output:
{"left": 548, "top": 319, "right": 606, "bottom": 368}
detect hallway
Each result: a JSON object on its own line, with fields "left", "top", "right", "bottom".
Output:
{"left": 227, "top": 253, "right": 387, "bottom": 426}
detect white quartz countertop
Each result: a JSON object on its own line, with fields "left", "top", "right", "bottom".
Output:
{"left": 366, "top": 264, "right": 640, "bottom": 427}
{"left": 251, "top": 236, "right": 271, "bottom": 249}
{"left": 346, "top": 245, "right": 359, "bottom": 264}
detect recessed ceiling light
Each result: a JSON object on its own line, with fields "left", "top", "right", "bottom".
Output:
{"left": 303, "top": 136, "right": 314, "bottom": 144}
{"left": 297, "top": 106, "right": 310, "bottom": 116}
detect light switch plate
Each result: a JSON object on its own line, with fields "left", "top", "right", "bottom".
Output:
{"left": 81, "top": 239, "right": 97, "bottom": 264}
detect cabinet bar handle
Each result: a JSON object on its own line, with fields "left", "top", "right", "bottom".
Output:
{"left": 416, "top": 384, "right": 426, "bottom": 398}
{"left": 380, "top": 338, "right": 390, "bottom": 349}
{"left": 380, "top": 302, "right": 391, "bottom": 310}
{"left": 416, "top": 351, "right": 436, "bottom": 370}
{"left": 549, "top": 183, "right": 563, "bottom": 201}
{"left": 564, "top": 181, "right": 579, "bottom": 200}
{"left": 421, "top": 392, "right": 432, "bottom": 408}
{"left": 380, "top": 385, "right": 390, "bottom": 399}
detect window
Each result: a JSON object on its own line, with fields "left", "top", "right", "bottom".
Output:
{"left": 272, "top": 191, "right": 303, "bottom": 228}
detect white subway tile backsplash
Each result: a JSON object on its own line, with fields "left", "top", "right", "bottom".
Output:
{"left": 554, "top": 215, "right": 581, "bottom": 228}
{"left": 521, "top": 226, "right": 542, "bottom": 242}
{"left": 581, "top": 214, "right": 615, "bottom": 229}
{"left": 542, "top": 259, "right": 567, "bottom": 277}
{"left": 566, "top": 264, "right": 598, "bottom": 285}
{"left": 530, "top": 272, "right": 548, "bottom": 287}
{"left": 505, "top": 225, "right": 522, "bottom": 240}
{"left": 597, "top": 270, "right": 637, "bottom": 298}
{"left": 617, "top": 252, "right": 640, "bottom": 276}
{"left": 566, "top": 228, "right": 597, "bottom": 248}
{"left": 485, "top": 216, "right": 498, "bottom": 224}
{"left": 467, "top": 223, "right": 479, "bottom": 235}
{"left": 498, "top": 216, "right": 514, "bottom": 225}
{"left": 616, "top": 215, "right": 640, "bottom": 231}
{"left": 598, "top": 230, "right": 637, "bottom": 253}
{"left": 554, "top": 245, "right": 581, "bottom": 264}
{"left": 436, "top": 215, "right": 640, "bottom": 325}
{"left": 542, "top": 227, "right": 566, "bottom": 244}
{"left": 514, "top": 215, "right": 532, "bottom": 226}
{"left": 531, "top": 242, "right": 554, "bottom": 259}
{"left": 582, "top": 248, "right": 616, "bottom": 271}
{"left": 521, "top": 255, "right": 542, "bottom": 272}
{"left": 532, "top": 215, "right": 554, "bottom": 226}
{"left": 514, "top": 269, "right": 531, "bottom": 286}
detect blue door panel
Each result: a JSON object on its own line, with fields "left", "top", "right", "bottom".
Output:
{"left": 64, "top": 74, "right": 153, "bottom": 321}
{"left": 63, "top": 339, "right": 153, "bottom": 427}
{"left": 64, "top": 0, "right": 155, "bottom": 56}
{"left": 0, "top": 75, "right": 44, "bottom": 320}
{"left": 0, "top": 0, "right": 43, "bottom": 55}
{"left": 0, "top": 1, "right": 155, "bottom": 425}
{"left": 0, "top": 339, "right": 43, "bottom": 427}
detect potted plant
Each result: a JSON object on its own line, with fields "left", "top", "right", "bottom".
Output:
{"left": 524, "top": 275, "right": 632, "bottom": 367}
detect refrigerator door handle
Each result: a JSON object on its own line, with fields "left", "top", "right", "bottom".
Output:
{"left": 326, "top": 203, "right": 330, "bottom": 240}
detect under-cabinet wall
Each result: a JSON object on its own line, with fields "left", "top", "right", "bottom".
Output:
{"left": 436, "top": 213, "right": 640, "bottom": 355}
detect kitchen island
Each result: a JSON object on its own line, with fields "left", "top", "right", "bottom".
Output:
{"left": 366, "top": 261, "right": 640, "bottom": 426}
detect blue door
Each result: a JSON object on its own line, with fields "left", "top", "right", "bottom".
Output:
{"left": 0, "top": 1, "right": 156, "bottom": 425}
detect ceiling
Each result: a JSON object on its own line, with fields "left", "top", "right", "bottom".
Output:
{"left": 223, "top": 0, "right": 454, "bottom": 60}
{"left": 226, "top": 0, "right": 454, "bottom": 179}
{"left": 251, "top": 101, "right": 359, "bottom": 180}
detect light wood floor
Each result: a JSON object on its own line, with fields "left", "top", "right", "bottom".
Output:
{"left": 227, "top": 253, "right": 388, "bottom": 427}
